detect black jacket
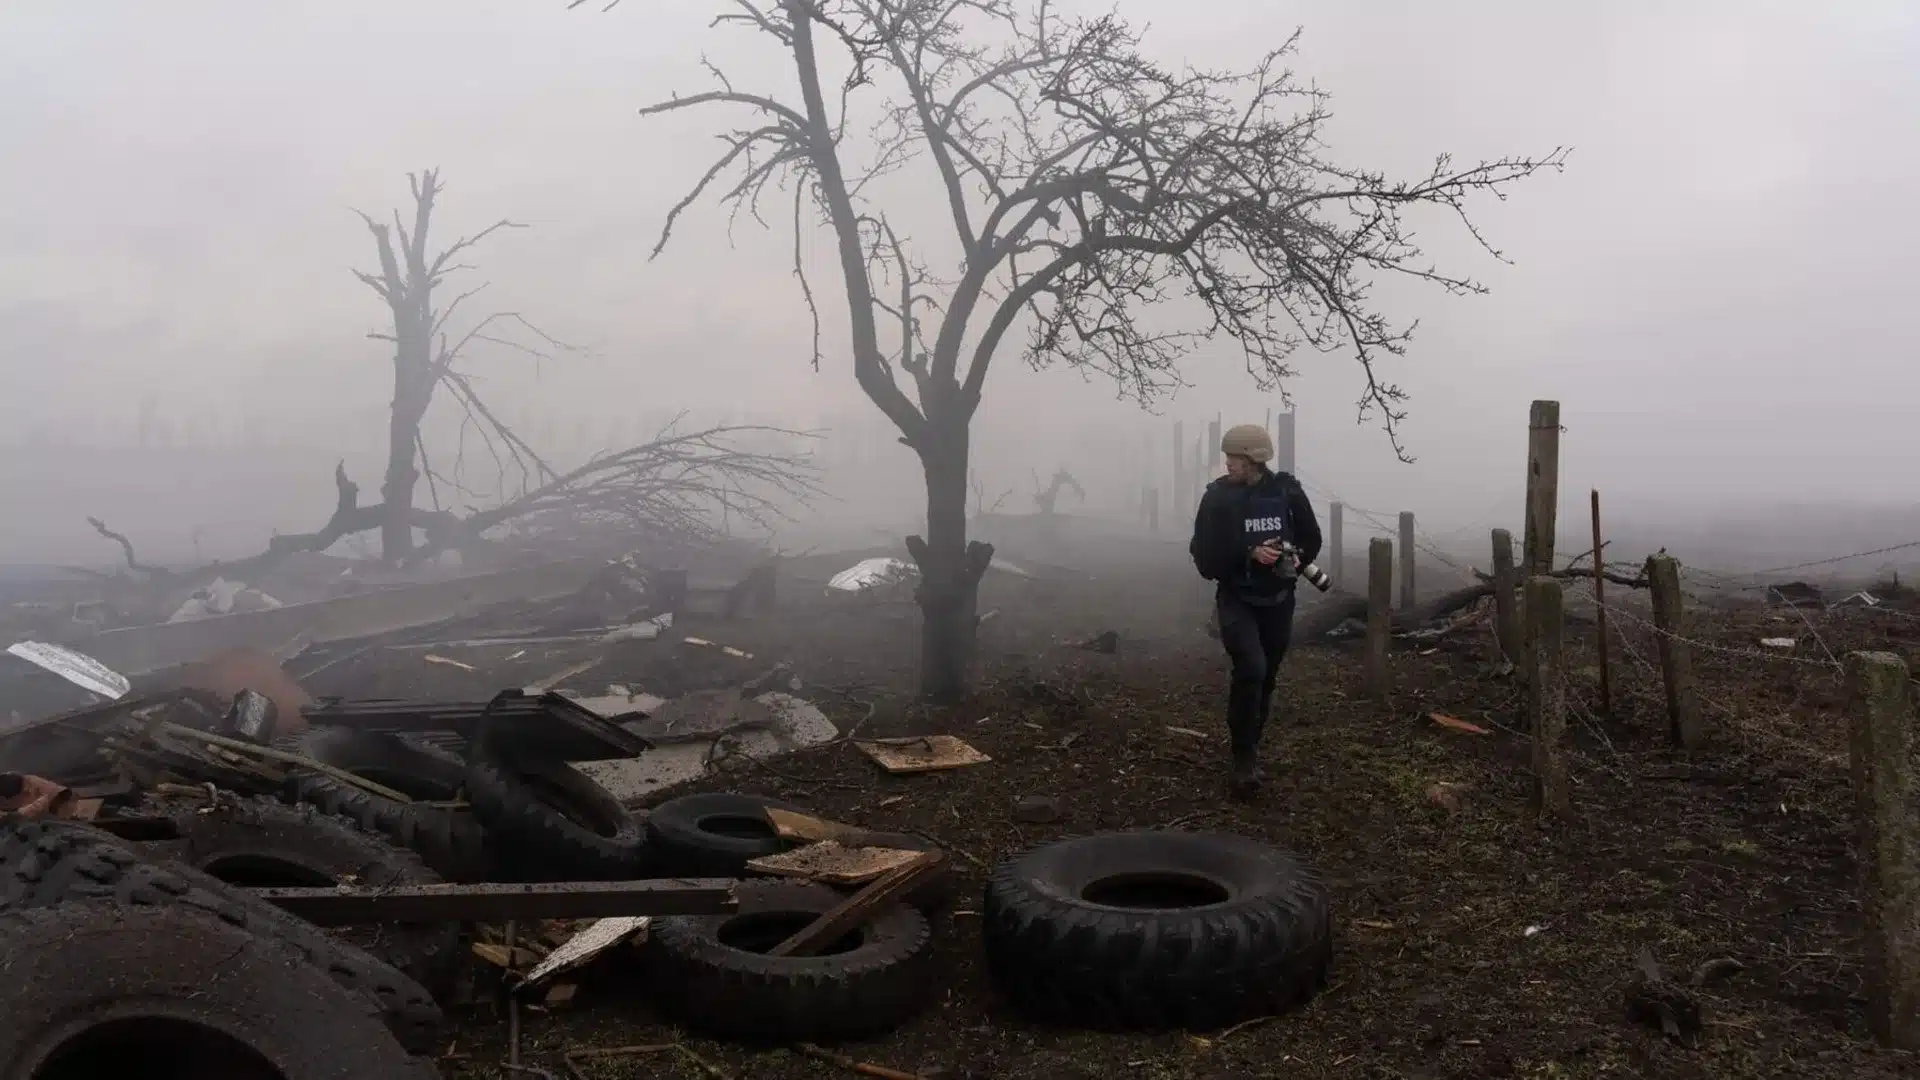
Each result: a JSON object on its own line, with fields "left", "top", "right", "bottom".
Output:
{"left": 1189, "top": 469, "right": 1322, "bottom": 597}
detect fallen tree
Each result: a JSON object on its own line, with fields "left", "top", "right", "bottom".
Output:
{"left": 84, "top": 420, "right": 821, "bottom": 595}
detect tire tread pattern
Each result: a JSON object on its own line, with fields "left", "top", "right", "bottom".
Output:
{"left": 980, "top": 831, "right": 1332, "bottom": 1031}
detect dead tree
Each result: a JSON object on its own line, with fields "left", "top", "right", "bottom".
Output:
{"left": 354, "top": 170, "right": 568, "bottom": 563}
{"left": 630, "top": 0, "right": 1564, "bottom": 700}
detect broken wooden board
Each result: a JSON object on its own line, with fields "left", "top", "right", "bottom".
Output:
{"left": 765, "top": 807, "right": 858, "bottom": 843}
{"left": 767, "top": 850, "right": 946, "bottom": 958}
{"left": 853, "top": 735, "right": 991, "bottom": 774}
{"left": 746, "top": 840, "right": 924, "bottom": 886}
{"left": 522, "top": 916, "right": 650, "bottom": 986}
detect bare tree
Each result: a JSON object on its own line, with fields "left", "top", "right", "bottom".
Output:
{"left": 629, "top": 0, "right": 1565, "bottom": 700}
{"left": 354, "top": 169, "right": 567, "bottom": 563}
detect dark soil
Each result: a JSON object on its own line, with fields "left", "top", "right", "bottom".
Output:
{"left": 317, "top": 537, "right": 1917, "bottom": 1080}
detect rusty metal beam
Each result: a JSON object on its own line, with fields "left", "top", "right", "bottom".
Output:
{"left": 251, "top": 878, "right": 737, "bottom": 925}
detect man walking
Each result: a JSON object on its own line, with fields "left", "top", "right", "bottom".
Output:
{"left": 1189, "top": 423, "right": 1322, "bottom": 797}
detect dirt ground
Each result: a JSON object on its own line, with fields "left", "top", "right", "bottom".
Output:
{"left": 312, "top": 533, "right": 1920, "bottom": 1080}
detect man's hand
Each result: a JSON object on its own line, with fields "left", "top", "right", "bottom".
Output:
{"left": 1251, "top": 541, "right": 1283, "bottom": 567}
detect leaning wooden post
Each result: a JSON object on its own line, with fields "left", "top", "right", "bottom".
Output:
{"left": 1491, "top": 529, "right": 1521, "bottom": 664}
{"left": 1525, "top": 576, "right": 1572, "bottom": 819}
{"left": 1523, "top": 400, "right": 1561, "bottom": 576}
{"left": 1644, "top": 554, "right": 1703, "bottom": 748}
{"left": 1365, "top": 539, "right": 1393, "bottom": 698}
{"left": 1397, "top": 511, "right": 1417, "bottom": 610}
{"left": 1846, "top": 651, "right": 1920, "bottom": 1048}
{"left": 1328, "top": 502, "right": 1345, "bottom": 590}
{"left": 1589, "top": 489, "right": 1613, "bottom": 716}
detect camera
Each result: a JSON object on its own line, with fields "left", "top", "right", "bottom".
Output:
{"left": 1266, "top": 540, "right": 1332, "bottom": 593}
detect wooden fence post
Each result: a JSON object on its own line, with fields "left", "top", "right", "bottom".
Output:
{"left": 1590, "top": 489, "right": 1613, "bottom": 716}
{"left": 1328, "top": 502, "right": 1344, "bottom": 590}
{"left": 1524, "top": 400, "right": 1561, "bottom": 576}
{"left": 1366, "top": 538, "right": 1393, "bottom": 698}
{"left": 1846, "top": 651, "right": 1920, "bottom": 1049}
{"left": 1398, "top": 511, "right": 1416, "bottom": 610}
{"left": 1526, "top": 576, "right": 1572, "bottom": 818}
{"left": 1492, "top": 528, "right": 1520, "bottom": 663}
{"left": 1644, "top": 554, "right": 1703, "bottom": 748}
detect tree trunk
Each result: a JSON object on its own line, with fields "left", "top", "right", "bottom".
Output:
{"left": 381, "top": 362, "right": 430, "bottom": 564}
{"left": 906, "top": 417, "right": 994, "bottom": 703}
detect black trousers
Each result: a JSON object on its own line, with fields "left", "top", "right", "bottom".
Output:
{"left": 1216, "top": 588, "right": 1297, "bottom": 757}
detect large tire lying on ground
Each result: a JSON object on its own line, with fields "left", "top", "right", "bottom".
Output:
{"left": 0, "top": 903, "right": 438, "bottom": 1080}
{"left": 643, "top": 880, "right": 936, "bottom": 1042}
{"left": 153, "top": 796, "right": 463, "bottom": 998}
{"left": 982, "top": 830, "right": 1332, "bottom": 1031}
{"left": 464, "top": 729, "right": 650, "bottom": 881}
{"left": 0, "top": 815, "right": 444, "bottom": 1055}
{"left": 279, "top": 727, "right": 493, "bottom": 883}
{"left": 644, "top": 791, "right": 808, "bottom": 877}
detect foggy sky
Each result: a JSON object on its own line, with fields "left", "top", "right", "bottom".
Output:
{"left": 4, "top": 1, "right": 1917, "bottom": 564}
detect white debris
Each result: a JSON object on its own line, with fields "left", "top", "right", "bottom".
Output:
{"left": 601, "top": 612, "right": 673, "bottom": 643}
{"left": 1760, "top": 637, "right": 1797, "bottom": 649}
{"left": 573, "top": 692, "right": 838, "bottom": 802}
{"left": 827, "top": 557, "right": 917, "bottom": 592}
{"left": 168, "top": 577, "right": 283, "bottom": 622}
{"left": 4, "top": 641, "right": 131, "bottom": 700}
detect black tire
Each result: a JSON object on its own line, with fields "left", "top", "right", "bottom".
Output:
{"left": 981, "top": 830, "right": 1332, "bottom": 1031}
{"left": 0, "top": 816, "right": 444, "bottom": 1055}
{"left": 0, "top": 903, "right": 438, "bottom": 1080}
{"left": 155, "top": 796, "right": 463, "bottom": 998}
{"left": 643, "top": 880, "right": 936, "bottom": 1042}
{"left": 644, "top": 792, "right": 808, "bottom": 877}
{"left": 279, "top": 727, "right": 493, "bottom": 883}
{"left": 464, "top": 731, "right": 650, "bottom": 881}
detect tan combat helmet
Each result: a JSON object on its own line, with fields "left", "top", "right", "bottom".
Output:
{"left": 1220, "top": 423, "right": 1273, "bottom": 464}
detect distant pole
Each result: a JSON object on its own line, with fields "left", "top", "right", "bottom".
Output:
{"left": 1274, "top": 407, "right": 1297, "bottom": 475}
{"left": 1206, "top": 418, "right": 1221, "bottom": 477}
{"left": 1590, "top": 489, "right": 1613, "bottom": 716}
{"left": 1172, "top": 420, "right": 1185, "bottom": 512}
{"left": 1366, "top": 538, "right": 1393, "bottom": 698}
{"left": 1398, "top": 511, "right": 1416, "bottom": 611}
{"left": 1523, "top": 400, "right": 1561, "bottom": 576}
{"left": 1328, "top": 502, "right": 1345, "bottom": 590}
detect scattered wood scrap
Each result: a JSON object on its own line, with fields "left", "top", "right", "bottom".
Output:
{"left": 748, "top": 840, "right": 924, "bottom": 886}
{"left": 854, "top": 735, "right": 990, "bottom": 774}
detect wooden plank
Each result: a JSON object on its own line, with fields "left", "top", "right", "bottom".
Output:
{"left": 767, "top": 851, "right": 945, "bottom": 958}
{"left": 253, "top": 878, "right": 737, "bottom": 924}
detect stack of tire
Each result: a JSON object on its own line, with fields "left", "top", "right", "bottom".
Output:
{"left": 0, "top": 813, "right": 442, "bottom": 1079}
{"left": 265, "top": 727, "right": 955, "bottom": 1044}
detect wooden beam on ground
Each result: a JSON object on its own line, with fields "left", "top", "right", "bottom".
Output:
{"left": 253, "top": 878, "right": 738, "bottom": 924}
{"left": 767, "top": 851, "right": 945, "bottom": 958}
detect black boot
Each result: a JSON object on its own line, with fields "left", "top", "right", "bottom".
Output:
{"left": 1228, "top": 747, "right": 1264, "bottom": 799}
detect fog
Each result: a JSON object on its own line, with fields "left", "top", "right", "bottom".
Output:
{"left": 4, "top": 1, "right": 1917, "bottom": 573}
